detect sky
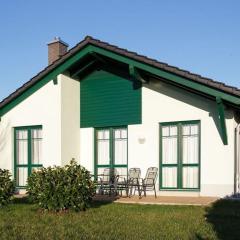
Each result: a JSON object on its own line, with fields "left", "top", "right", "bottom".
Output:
{"left": 0, "top": 0, "right": 240, "bottom": 101}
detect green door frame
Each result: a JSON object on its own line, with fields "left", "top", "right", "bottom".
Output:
{"left": 14, "top": 125, "right": 43, "bottom": 188}
{"left": 94, "top": 126, "right": 128, "bottom": 178}
{"left": 159, "top": 120, "right": 201, "bottom": 191}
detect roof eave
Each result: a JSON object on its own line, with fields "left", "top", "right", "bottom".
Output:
{"left": 1, "top": 36, "right": 240, "bottom": 117}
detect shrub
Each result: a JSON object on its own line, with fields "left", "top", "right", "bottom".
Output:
{"left": 0, "top": 169, "right": 15, "bottom": 207}
{"left": 27, "top": 160, "right": 96, "bottom": 212}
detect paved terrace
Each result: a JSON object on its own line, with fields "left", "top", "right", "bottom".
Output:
{"left": 15, "top": 194, "right": 218, "bottom": 206}
{"left": 93, "top": 195, "right": 218, "bottom": 206}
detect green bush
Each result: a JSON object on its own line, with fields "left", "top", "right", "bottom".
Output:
{"left": 27, "top": 160, "right": 96, "bottom": 212}
{"left": 0, "top": 169, "right": 15, "bottom": 207}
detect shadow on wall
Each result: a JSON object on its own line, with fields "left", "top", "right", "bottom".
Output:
{"left": 205, "top": 199, "right": 240, "bottom": 240}
{"left": 0, "top": 120, "right": 11, "bottom": 153}
{"left": 145, "top": 80, "right": 233, "bottom": 144}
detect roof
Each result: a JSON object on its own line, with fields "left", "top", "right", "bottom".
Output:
{"left": 0, "top": 35, "right": 240, "bottom": 112}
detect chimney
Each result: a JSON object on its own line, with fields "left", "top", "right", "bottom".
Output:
{"left": 47, "top": 37, "right": 68, "bottom": 65}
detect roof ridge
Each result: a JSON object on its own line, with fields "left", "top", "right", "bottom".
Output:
{"left": 86, "top": 36, "right": 239, "bottom": 93}
{"left": 0, "top": 35, "right": 240, "bottom": 110}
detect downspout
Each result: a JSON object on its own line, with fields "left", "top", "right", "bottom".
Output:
{"left": 234, "top": 123, "right": 240, "bottom": 195}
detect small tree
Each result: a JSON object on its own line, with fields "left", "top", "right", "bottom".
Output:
{"left": 0, "top": 169, "right": 15, "bottom": 207}
{"left": 27, "top": 160, "right": 96, "bottom": 211}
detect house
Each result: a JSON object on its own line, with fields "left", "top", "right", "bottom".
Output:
{"left": 0, "top": 36, "right": 240, "bottom": 197}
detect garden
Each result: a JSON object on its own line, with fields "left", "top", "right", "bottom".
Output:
{"left": 1, "top": 161, "right": 240, "bottom": 240}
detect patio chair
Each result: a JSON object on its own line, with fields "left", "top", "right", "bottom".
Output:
{"left": 140, "top": 167, "right": 158, "bottom": 198}
{"left": 116, "top": 168, "right": 141, "bottom": 197}
{"left": 97, "top": 168, "right": 119, "bottom": 195}
{"left": 127, "top": 168, "right": 141, "bottom": 197}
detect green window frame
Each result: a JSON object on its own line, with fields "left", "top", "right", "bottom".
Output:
{"left": 159, "top": 120, "right": 201, "bottom": 191}
{"left": 94, "top": 126, "right": 128, "bottom": 178}
{"left": 14, "top": 125, "right": 43, "bottom": 188}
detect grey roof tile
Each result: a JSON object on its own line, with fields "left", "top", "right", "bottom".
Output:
{"left": 1, "top": 36, "right": 239, "bottom": 109}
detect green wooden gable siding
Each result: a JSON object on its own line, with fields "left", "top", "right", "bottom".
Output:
{"left": 80, "top": 70, "right": 142, "bottom": 127}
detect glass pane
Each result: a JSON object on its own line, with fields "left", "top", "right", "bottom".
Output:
{"left": 183, "top": 125, "right": 190, "bottom": 135}
{"left": 32, "top": 129, "right": 42, "bottom": 138}
{"left": 191, "top": 125, "right": 198, "bottom": 135}
{"left": 16, "top": 130, "right": 28, "bottom": 140}
{"left": 162, "top": 126, "right": 177, "bottom": 137}
{"left": 121, "top": 129, "right": 127, "bottom": 139}
{"left": 114, "top": 129, "right": 127, "bottom": 165}
{"left": 97, "top": 131, "right": 103, "bottom": 139}
{"left": 182, "top": 167, "right": 199, "bottom": 188}
{"left": 16, "top": 140, "right": 28, "bottom": 165}
{"left": 115, "top": 167, "right": 127, "bottom": 182}
{"left": 97, "top": 140, "right": 110, "bottom": 165}
{"left": 114, "top": 129, "right": 127, "bottom": 139}
{"left": 162, "top": 137, "right": 178, "bottom": 164}
{"left": 97, "top": 130, "right": 109, "bottom": 140}
{"left": 114, "top": 139, "right": 127, "bottom": 165}
{"left": 170, "top": 126, "right": 177, "bottom": 136}
{"left": 114, "top": 130, "right": 121, "bottom": 139}
{"left": 103, "top": 130, "right": 109, "bottom": 139}
{"left": 183, "top": 124, "right": 199, "bottom": 135}
{"left": 162, "top": 126, "right": 169, "bottom": 137}
{"left": 97, "top": 168, "right": 111, "bottom": 182}
{"left": 32, "top": 139, "right": 42, "bottom": 164}
{"left": 17, "top": 167, "right": 28, "bottom": 186}
{"left": 162, "top": 167, "right": 177, "bottom": 188}
{"left": 31, "top": 129, "right": 42, "bottom": 164}
{"left": 114, "top": 167, "right": 127, "bottom": 176}
{"left": 182, "top": 136, "right": 199, "bottom": 164}
{"left": 97, "top": 168, "right": 106, "bottom": 176}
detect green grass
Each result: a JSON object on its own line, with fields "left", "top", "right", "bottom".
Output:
{"left": 0, "top": 198, "right": 240, "bottom": 240}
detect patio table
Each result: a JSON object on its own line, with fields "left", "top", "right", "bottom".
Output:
{"left": 96, "top": 173, "right": 119, "bottom": 195}
{"left": 115, "top": 175, "right": 141, "bottom": 197}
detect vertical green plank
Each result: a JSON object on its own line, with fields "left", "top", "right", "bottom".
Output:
{"left": 94, "top": 129, "right": 97, "bottom": 180}
{"left": 110, "top": 128, "right": 113, "bottom": 171}
{"left": 177, "top": 123, "right": 181, "bottom": 189}
{"left": 14, "top": 128, "right": 17, "bottom": 186}
{"left": 126, "top": 125, "right": 129, "bottom": 179}
{"left": 198, "top": 122, "right": 201, "bottom": 190}
{"left": 27, "top": 128, "right": 31, "bottom": 177}
{"left": 179, "top": 123, "right": 184, "bottom": 189}
{"left": 159, "top": 124, "right": 162, "bottom": 189}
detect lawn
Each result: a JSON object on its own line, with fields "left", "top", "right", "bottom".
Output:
{"left": 0, "top": 198, "right": 240, "bottom": 240}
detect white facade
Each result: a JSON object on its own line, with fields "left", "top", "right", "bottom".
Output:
{"left": 79, "top": 80, "right": 238, "bottom": 197}
{"left": 0, "top": 72, "right": 239, "bottom": 197}
{"left": 0, "top": 77, "right": 62, "bottom": 170}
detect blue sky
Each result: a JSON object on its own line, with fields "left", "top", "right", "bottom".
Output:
{"left": 0, "top": 0, "right": 239, "bottom": 101}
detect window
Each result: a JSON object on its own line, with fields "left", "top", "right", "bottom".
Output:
{"left": 14, "top": 126, "right": 42, "bottom": 188}
{"left": 95, "top": 127, "right": 128, "bottom": 178}
{"left": 159, "top": 121, "right": 200, "bottom": 190}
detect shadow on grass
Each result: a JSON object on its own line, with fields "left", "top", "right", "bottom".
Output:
{"left": 194, "top": 233, "right": 206, "bottom": 240}
{"left": 11, "top": 193, "right": 119, "bottom": 209}
{"left": 205, "top": 199, "right": 240, "bottom": 240}
{"left": 12, "top": 196, "right": 31, "bottom": 204}
{"left": 91, "top": 194, "right": 122, "bottom": 208}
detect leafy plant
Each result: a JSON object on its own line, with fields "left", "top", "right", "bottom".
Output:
{"left": 27, "top": 160, "right": 96, "bottom": 212}
{"left": 0, "top": 169, "right": 15, "bottom": 207}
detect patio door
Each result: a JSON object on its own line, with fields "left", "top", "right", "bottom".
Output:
{"left": 160, "top": 121, "right": 200, "bottom": 190}
{"left": 14, "top": 126, "right": 43, "bottom": 188}
{"left": 95, "top": 127, "right": 128, "bottom": 178}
